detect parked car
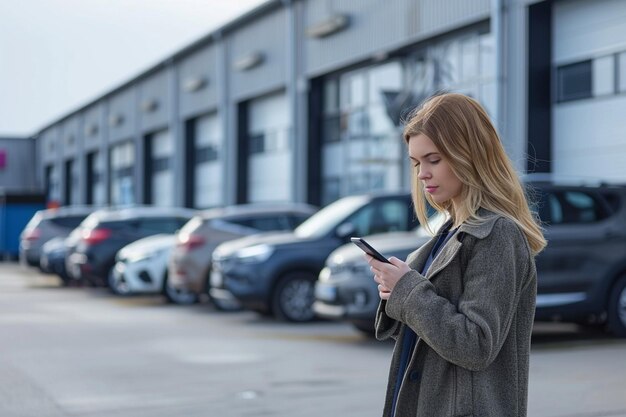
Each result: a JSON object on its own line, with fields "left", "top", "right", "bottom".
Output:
{"left": 19, "top": 206, "right": 94, "bottom": 268}
{"left": 168, "top": 203, "right": 317, "bottom": 308}
{"left": 210, "top": 192, "right": 418, "bottom": 322}
{"left": 314, "top": 214, "right": 446, "bottom": 335}
{"left": 314, "top": 180, "right": 626, "bottom": 337}
{"left": 108, "top": 234, "right": 197, "bottom": 304}
{"left": 40, "top": 237, "right": 71, "bottom": 282}
{"left": 66, "top": 206, "right": 196, "bottom": 287}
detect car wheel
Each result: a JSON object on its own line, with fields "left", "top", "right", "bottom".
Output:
{"left": 163, "top": 271, "right": 198, "bottom": 305}
{"left": 271, "top": 271, "right": 317, "bottom": 322}
{"left": 608, "top": 275, "right": 626, "bottom": 337}
{"left": 108, "top": 267, "right": 131, "bottom": 296}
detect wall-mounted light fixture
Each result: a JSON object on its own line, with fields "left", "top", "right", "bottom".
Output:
{"left": 141, "top": 99, "right": 159, "bottom": 113}
{"left": 183, "top": 76, "right": 207, "bottom": 92}
{"left": 109, "top": 114, "right": 124, "bottom": 127}
{"left": 306, "top": 14, "right": 349, "bottom": 38}
{"left": 85, "top": 123, "right": 99, "bottom": 137}
{"left": 234, "top": 51, "right": 264, "bottom": 71}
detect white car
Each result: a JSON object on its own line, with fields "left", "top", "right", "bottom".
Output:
{"left": 109, "top": 234, "right": 197, "bottom": 304}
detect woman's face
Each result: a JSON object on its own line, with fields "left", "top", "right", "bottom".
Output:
{"left": 408, "top": 133, "right": 464, "bottom": 207}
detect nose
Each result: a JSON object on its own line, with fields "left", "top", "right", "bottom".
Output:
{"left": 417, "top": 166, "right": 430, "bottom": 181}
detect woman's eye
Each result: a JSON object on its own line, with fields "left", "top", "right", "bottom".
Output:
{"left": 430, "top": 160, "right": 440, "bottom": 164}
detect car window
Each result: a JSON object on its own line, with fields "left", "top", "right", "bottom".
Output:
{"left": 228, "top": 215, "right": 289, "bottom": 232}
{"left": 287, "top": 213, "right": 311, "bottom": 229}
{"left": 50, "top": 215, "right": 88, "bottom": 229}
{"left": 136, "top": 218, "right": 182, "bottom": 234}
{"left": 346, "top": 199, "right": 409, "bottom": 236}
{"left": 600, "top": 191, "right": 621, "bottom": 213}
{"left": 548, "top": 191, "right": 609, "bottom": 224}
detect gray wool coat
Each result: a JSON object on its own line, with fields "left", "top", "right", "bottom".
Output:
{"left": 376, "top": 209, "right": 537, "bottom": 417}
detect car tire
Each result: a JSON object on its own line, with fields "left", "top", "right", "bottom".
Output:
{"left": 108, "top": 267, "right": 131, "bottom": 296}
{"left": 271, "top": 271, "right": 317, "bottom": 322}
{"left": 608, "top": 275, "right": 626, "bottom": 337}
{"left": 163, "top": 271, "right": 198, "bottom": 305}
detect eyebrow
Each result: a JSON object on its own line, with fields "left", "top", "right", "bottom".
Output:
{"left": 409, "top": 152, "right": 440, "bottom": 161}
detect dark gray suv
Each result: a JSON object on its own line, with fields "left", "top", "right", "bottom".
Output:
{"left": 210, "top": 192, "right": 419, "bottom": 322}
{"left": 314, "top": 181, "right": 626, "bottom": 337}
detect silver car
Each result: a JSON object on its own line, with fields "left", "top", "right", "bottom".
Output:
{"left": 19, "top": 206, "right": 95, "bottom": 269}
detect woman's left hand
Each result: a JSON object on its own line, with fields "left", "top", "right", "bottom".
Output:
{"left": 366, "top": 255, "right": 411, "bottom": 299}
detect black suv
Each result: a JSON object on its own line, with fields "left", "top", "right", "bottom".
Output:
{"left": 67, "top": 206, "right": 196, "bottom": 286}
{"left": 314, "top": 181, "right": 626, "bottom": 337}
{"left": 210, "top": 192, "right": 419, "bottom": 322}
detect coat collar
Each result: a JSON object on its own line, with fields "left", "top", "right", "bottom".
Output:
{"left": 444, "top": 208, "right": 502, "bottom": 239}
{"left": 408, "top": 208, "right": 505, "bottom": 279}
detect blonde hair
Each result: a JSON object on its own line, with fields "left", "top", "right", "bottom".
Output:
{"left": 403, "top": 93, "right": 546, "bottom": 255}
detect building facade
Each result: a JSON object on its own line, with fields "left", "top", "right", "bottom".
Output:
{"left": 34, "top": 0, "right": 626, "bottom": 208}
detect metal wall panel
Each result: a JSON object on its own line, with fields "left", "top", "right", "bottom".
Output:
{"left": 553, "top": 0, "right": 626, "bottom": 64}
{"left": 60, "top": 115, "right": 81, "bottom": 159}
{"left": 229, "top": 9, "right": 288, "bottom": 101}
{"left": 82, "top": 103, "right": 104, "bottom": 152}
{"left": 419, "top": 0, "right": 490, "bottom": 35}
{"left": 40, "top": 127, "right": 60, "bottom": 164}
{"left": 304, "top": 0, "right": 489, "bottom": 77}
{"left": 178, "top": 45, "right": 219, "bottom": 119}
{"left": 138, "top": 70, "right": 170, "bottom": 132}
{"left": 107, "top": 88, "right": 136, "bottom": 143}
{"left": 0, "top": 138, "right": 38, "bottom": 191}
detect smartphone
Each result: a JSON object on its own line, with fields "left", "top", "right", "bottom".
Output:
{"left": 350, "top": 237, "right": 391, "bottom": 264}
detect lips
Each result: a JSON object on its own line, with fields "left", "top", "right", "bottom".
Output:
{"left": 425, "top": 186, "right": 438, "bottom": 193}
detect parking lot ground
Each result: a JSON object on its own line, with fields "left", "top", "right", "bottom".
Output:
{"left": 1, "top": 262, "right": 626, "bottom": 417}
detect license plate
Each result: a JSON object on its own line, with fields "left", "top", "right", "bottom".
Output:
{"left": 210, "top": 270, "right": 223, "bottom": 287}
{"left": 315, "top": 284, "right": 337, "bottom": 302}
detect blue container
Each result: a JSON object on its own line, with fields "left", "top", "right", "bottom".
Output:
{"left": 0, "top": 193, "right": 46, "bottom": 259}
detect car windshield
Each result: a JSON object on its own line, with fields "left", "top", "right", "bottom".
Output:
{"left": 294, "top": 195, "right": 368, "bottom": 239}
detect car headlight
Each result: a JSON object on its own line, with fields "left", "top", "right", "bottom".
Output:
{"left": 234, "top": 244, "right": 274, "bottom": 264}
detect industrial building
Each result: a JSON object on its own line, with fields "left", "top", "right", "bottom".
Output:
{"left": 31, "top": 0, "right": 626, "bottom": 208}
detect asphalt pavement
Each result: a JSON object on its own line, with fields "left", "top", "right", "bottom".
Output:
{"left": 1, "top": 263, "right": 626, "bottom": 417}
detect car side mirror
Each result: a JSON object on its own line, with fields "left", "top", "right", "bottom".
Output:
{"left": 336, "top": 222, "right": 355, "bottom": 239}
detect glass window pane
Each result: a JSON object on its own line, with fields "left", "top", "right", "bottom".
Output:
{"left": 619, "top": 52, "right": 626, "bottom": 93}
{"left": 461, "top": 37, "right": 479, "bottom": 82}
{"left": 557, "top": 61, "right": 592, "bottom": 102}
{"left": 479, "top": 32, "right": 495, "bottom": 79}
{"left": 593, "top": 55, "right": 614, "bottom": 96}
{"left": 368, "top": 62, "right": 402, "bottom": 105}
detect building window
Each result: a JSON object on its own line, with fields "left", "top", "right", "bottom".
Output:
{"left": 87, "top": 151, "right": 105, "bottom": 206}
{"left": 247, "top": 92, "right": 292, "bottom": 203}
{"left": 110, "top": 141, "right": 135, "bottom": 205}
{"left": 146, "top": 129, "right": 174, "bottom": 207}
{"left": 321, "top": 61, "right": 403, "bottom": 205}
{"left": 557, "top": 61, "right": 592, "bottom": 102}
{"left": 592, "top": 55, "right": 615, "bottom": 97}
{"left": 618, "top": 52, "right": 626, "bottom": 93}
{"left": 193, "top": 113, "right": 223, "bottom": 208}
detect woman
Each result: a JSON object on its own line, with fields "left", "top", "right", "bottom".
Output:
{"left": 368, "top": 93, "right": 546, "bottom": 417}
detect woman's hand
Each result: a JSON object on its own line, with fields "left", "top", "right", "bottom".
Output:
{"left": 365, "top": 255, "right": 411, "bottom": 300}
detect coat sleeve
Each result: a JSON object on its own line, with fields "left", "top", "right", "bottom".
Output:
{"left": 375, "top": 299, "right": 401, "bottom": 340}
{"left": 383, "top": 218, "right": 531, "bottom": 371}
{"left": 374, "top": 248, "right": 423, "bottom": 341}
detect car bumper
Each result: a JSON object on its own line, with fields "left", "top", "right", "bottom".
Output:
{"left": 313, "top": 275, "right": 379, "bottom": 322}
{"left": 168, "top": 261, "right": 205, "bottom": 294}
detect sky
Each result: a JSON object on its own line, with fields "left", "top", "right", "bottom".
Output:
{"left": 0, "top": 0, "right": 267, "bottom": 137}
